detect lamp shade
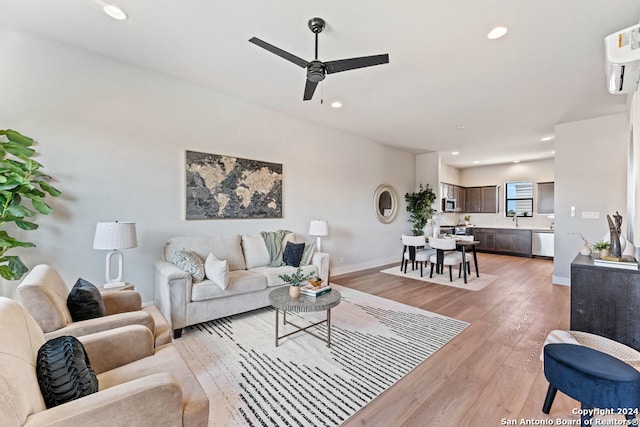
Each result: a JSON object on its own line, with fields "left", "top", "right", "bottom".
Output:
{"left": 308, "top": 220, "right": 328, "bottom": 237}
{"left": 93, "top": 222, "right": 138, "bottom": 250}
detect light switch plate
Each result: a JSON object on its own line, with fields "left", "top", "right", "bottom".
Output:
{"left": 581, "top": 211, "right": 600, "bottom": 219}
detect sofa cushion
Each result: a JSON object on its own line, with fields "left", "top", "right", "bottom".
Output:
{"left": 191, "top": 270, "right": 267, "bottom": 301}
{"left": 164, "top": 235, "right": 245, "bottom": 271}
{"left": 36, "top": 335, "right": 99, "bottom": 408}
{"left": 204, "top": 253, "right": 229, "bottom": 290}
{"left": 283, "top": 241, "right": 305, "bottom": 267}
{"left": 300, "top": 241, "right": 317, "bottom": 266}
{"left": 251, "top": 265, "right": 319, "bottom": 288}
{"left": 241, "top": 234, "right": 271, "bottom": 269}
{"left": 67, "top": 278, "right": 106, "bottom": 322}
{"left": 169, "top": 249, "right": 205, "bottom": 282}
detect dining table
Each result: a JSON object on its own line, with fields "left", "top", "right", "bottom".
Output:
{"left": 427, "top": 236, "right": 480, "bottom": 283}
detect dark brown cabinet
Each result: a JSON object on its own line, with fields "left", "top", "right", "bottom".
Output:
{"left": 465, "top": 186, "right": 498, "bottom": 213}
{"left": 471, "top": 227, "right": 532, "bottom": 257}
{"left": 571, "top": 254, "right": 640, "bottom": 351}
{"left": 538, "top": 182, "right": 554, "bottom": 214}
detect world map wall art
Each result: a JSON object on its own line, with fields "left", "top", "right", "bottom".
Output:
{"left": 185, "top": 150, "right": 283, "bottom": 219}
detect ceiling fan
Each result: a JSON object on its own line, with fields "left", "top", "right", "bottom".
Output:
{"left": 249, "top": 17, "right": 389, "bottom": 101}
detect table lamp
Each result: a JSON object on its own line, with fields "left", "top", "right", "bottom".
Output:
{"left": 93, "top": 221, "right": 138, "bottom": 288}
{"left": 308, "top": 220, "right": 328, "bottom": 252}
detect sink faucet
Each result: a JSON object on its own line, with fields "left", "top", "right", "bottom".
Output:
{"left": 513, "top": 215, "right": 519, "bottom": 228}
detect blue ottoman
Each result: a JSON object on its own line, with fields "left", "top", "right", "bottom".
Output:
{"left": 543, "top": 343, "right": 640, "bottom": 426}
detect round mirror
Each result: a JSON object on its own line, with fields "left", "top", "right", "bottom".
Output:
{"left": 373, "top": 184, "right": 398, "bottom": 224}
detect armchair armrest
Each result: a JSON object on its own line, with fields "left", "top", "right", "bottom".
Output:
{"left": 79, "top": 325, "right": 155, "bottom": 374}
{"left": 24, "top": 373, "right": 183, "bottom": 427}
{"left": 312, "top": 251, "right": 330, "bottom": 284}
{"left": 101, "top": 290, "right": 142, "bottom": 314}
{"left": 43, "top": 310, "right": 155, "bottom": 342}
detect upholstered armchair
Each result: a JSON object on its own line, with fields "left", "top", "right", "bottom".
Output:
{"left": 17, "top": 264, "right": 171, "bottom": 346}
{"left": 0, "top": 297, "right": 209, "bottom": 426}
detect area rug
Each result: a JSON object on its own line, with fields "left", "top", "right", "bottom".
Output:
{"left": 174, "top": 284, "right": 468, "bottom": 426}
{"left": 380, "top": 265, "right": 498, "bottom": 291}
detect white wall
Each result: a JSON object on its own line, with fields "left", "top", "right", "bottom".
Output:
{"left": 0, "top": 28, "right": 416, "bottom": 301}
{"left": 553, "top": 113, "right": 629, "bottom": 285}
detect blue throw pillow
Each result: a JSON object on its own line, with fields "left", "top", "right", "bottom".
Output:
{"left": 283, "top": 241, "right": 305, "bottom": 267}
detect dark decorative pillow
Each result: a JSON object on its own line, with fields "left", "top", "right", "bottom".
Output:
{"left": 283, "top": 241, "right": 305, "bottom": 267}
{"left": 67, "top": 278, "right": 106, "bottom": 322}
{"left": 36, "top": 335, "right": 99, "bottom": 408}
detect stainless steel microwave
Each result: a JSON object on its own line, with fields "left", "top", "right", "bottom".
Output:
{"left": 442, "top": 198, "right": 456, "bottom": 212}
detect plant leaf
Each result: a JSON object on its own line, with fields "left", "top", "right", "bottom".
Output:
{"left": 15, "top": 220, "right": 38, "bottom": 230}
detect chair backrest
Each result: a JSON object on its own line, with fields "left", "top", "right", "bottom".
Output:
{"left": 0, "top": 297, "right": 47, "bottom": 426}
{"left": 17, "top": 264, "right": 73, "bottom": 332}
{"left": 429, "top": 237, "right": 457, "bottom": 250}
{"left": 401, "top": 235, "right": 426, "bottom": 247}
{"left": 456, "top": 235, "right": 474, "bottom": 241}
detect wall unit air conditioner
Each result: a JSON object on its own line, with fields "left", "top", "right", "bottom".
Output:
{"left": 605, "top": 22, "right": 640, "bottom": 94}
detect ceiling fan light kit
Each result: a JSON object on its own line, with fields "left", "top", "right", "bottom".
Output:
{"left": 249, "top": 17, "right": 389, "bottom": 101}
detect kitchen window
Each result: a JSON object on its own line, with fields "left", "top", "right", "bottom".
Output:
{"left": 505, "top": 181, "right": 533, "bottom": 217}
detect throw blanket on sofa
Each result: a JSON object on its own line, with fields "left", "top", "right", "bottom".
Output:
{"left": 260, "top": 230, "right": 291, "bottom": 267}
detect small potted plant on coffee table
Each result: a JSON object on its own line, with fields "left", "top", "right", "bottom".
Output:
{"left": 592, "top": 241, "right": 611, "bottom": 258}
{"left": 279, "top": 267, "right": 314, "bottom": 298}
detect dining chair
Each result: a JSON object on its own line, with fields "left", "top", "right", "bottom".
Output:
{"left": 456, "top": 235, "right": 475, "bottom": 277}
{"left": 401, "top": 235, "right": 434, "bottom": 277}
{"left": 429, "top": 237, "right": 462, "bottom": 281}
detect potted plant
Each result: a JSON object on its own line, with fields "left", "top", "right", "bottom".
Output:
{"left": 405, "top": 184, "right": 437, "bottom": 236}
{"left": 463, "top": 215, "right": 471, "bottom": 225}
{"left": 570, "top": 232, "right": 592, "bottom": 256}
{"left": 0, "top": 129, "right": 61, "bottom": 280}
{"left": 592, "top": 241, "right": 611, "bottom": 258}
{"left": 279, "top": 267, "right": 314, "bottom": 298}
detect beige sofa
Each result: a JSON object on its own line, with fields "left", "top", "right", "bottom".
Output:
{"left": 154, "top": 232, "right": 329, "bottom": 337}
{"left": 0, "top": 296, "right": 208, "bottom": 427}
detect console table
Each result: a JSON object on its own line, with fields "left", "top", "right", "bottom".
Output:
{"left": 570, "top": 254, "right": 640, "bottom": 351}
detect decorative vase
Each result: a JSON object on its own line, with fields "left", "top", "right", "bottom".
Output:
{"left": 423, "top": 220, "right": 433, "bottom": 238}
{"left": 289, "top": 285, "right": 301, "bottom": 298}
{"left": 599, "top": 248, "right": 610, "bottom": 258}
{"left": 579, "top": 245, "right": 592, "bottom": 256}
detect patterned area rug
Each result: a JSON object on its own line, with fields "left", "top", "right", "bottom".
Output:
{"left": 380, "top": 265, "right": 498, "bottom": 291}
{"left": 174, "top": 284, "right": 468, "bottom": 426}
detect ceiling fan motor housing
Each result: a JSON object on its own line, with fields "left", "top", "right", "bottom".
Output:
{"left": 307, "top": 60, "right": 326, "bottom": 82}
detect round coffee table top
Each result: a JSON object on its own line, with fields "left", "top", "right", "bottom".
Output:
{"left": 269, "top": 286, "right": 341, "bottom": 313}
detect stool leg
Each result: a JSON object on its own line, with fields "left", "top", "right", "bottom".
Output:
{"left": 430, "top": 262, "right": 434, "bottom": 278}
{"left": 542, "top": 384, "right": 557, "bottom": 414}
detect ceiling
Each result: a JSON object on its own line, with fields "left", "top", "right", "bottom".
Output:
{"left": 1, "top": 1, "right": 639, "bottom": 168}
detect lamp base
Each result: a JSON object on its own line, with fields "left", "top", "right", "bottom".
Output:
{"left": 103, "top": 281, "right": 127, "bottom": 289}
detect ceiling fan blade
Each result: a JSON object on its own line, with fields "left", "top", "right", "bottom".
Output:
{"left": 325, "top": 54, "right": 389, "bottom": 74}
{"left": 249, "top": 37, "right": 310, "bottom": 68}
{"left": 303, "top": 79, "right": 319, "bottom": 101}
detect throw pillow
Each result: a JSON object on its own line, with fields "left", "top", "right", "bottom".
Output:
{"left": 67, "top": 278, "right": 106, "bottom": 322}
{"left": 36, "top": 335, "right": 99, "bottom": 408}
{"left": 205, "top": 252, "right": 230, "bottom": 290}
{"left": 300, "top": 241, "right": 317, "bottom": 266}
{"left": 169, "top": 248, "right": 205, "bottom": 282}
{"left": 283, "top": 241, "right": 305, "bottom": 267}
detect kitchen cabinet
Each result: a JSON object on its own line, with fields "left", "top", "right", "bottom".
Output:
{"left": 571, "top": 254, "right": 640, "bottom": 351}
{"left": 465, "top": 186, "right": 498, "bottom": 213}
{"left": 441, "top": 183, "right": 465, "bottom": 211}
{"left": 471, "top": 227, "right": 532, "bottom": 257}
{"left": 538, "top": 182, "right": 554, "bottom": 214}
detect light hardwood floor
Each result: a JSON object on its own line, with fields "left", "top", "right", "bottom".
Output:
{"left": 332, "top": 252, "right": 589, "bottom": 427}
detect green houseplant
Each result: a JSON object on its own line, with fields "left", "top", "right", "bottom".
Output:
{"left": 0, "top": 129, "right": 61, "bottom": 280}
{"left": 279, "top": 267, "right": 314, "bottom": 298}
{"left": 405, "top": 184, "right": 437, "bottom": 236}
{"left": 592, "top": 240, "right": 611, "bottom": 258}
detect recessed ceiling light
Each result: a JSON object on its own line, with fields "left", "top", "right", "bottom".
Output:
{"left": 451, "top": 151, "right": 460, "bottom": 156}
{"left": 541, "top": 136, "right": 554, "bottom": 141}
{"left": 104, "top": 4, "right": 128, "bottom": 20}
{"left": 331, "top": 101, "right": 342, "bottom": 109}
{"left": 487, "top": 26, "right": 508, "bottom": 40}
{"left": 552, "top": 150, "right": 556, "bottom": 154}
{"left": 473, "top": 160, "right": 480, "bottom": 164}
{"left": 456, "top": 125, "right": 465, "bottom": 130}
{"left": 513, "top": 160, "right": 521, "bottom": 163}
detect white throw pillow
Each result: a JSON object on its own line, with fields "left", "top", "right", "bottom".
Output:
{"left": 241, "top": 234, "right": 270, "bottom": 269}
{"left": 205, "top": 253, "right": 230, "bottom": 290}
